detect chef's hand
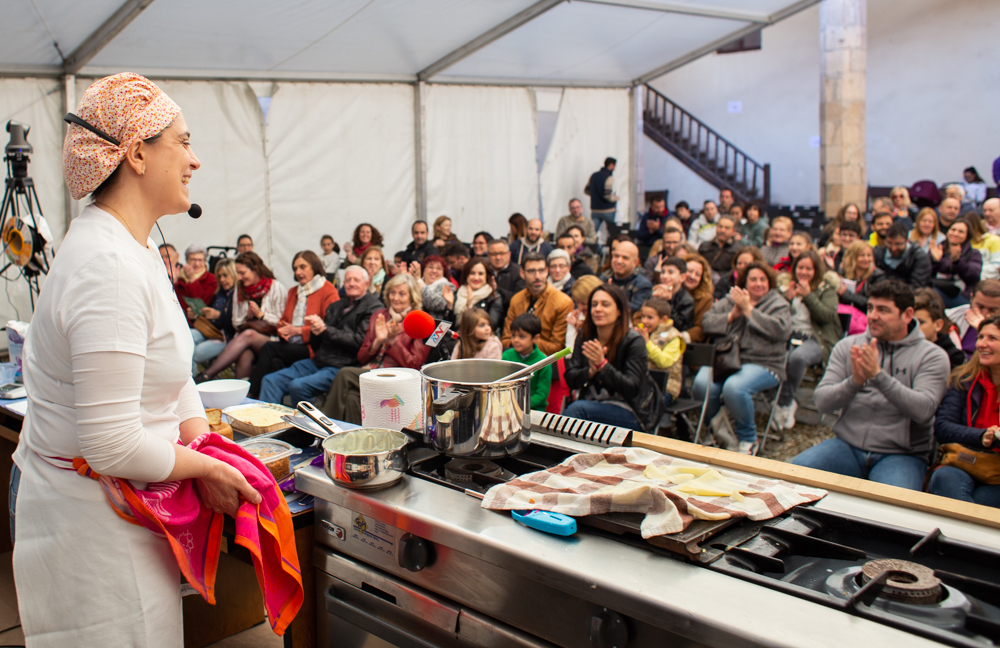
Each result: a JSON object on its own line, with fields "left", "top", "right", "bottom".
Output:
{"left": 196, "top": 460, "right": 261, "bottom": 517}
{"left": 248, "top": 301, "right": 263, "bottom": 319}
{"left": 305, "top": 314, "right": 327, "bottom": 335}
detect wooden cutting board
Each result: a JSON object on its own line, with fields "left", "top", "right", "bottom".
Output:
{"left": 631, "top": 432, "right": 1000, "bottom": 530}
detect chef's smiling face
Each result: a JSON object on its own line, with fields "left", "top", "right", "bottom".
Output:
{"left": 142, "top": 114, "right": 200, "bottom": 216}
{"left": 976, "top": 323, "right": 1000, "bottom": 367}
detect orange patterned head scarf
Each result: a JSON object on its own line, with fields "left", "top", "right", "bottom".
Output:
{"left": 62, "top": 72, "right": 180, "bottom": 200}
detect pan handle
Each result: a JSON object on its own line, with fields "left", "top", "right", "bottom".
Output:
{"left": 296, "top": 401, "right": 344, "bottom": 436}
{"left": 432, "top": 388, "right": 476, "bottom": 415}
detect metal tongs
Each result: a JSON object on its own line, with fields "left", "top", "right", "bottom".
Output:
{"left": 281, "top": 401, "right": 345, "bottom": 439}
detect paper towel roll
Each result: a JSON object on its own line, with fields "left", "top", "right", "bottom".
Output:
{"left": 360, "top": 368, "right": 424, "bottom": 432}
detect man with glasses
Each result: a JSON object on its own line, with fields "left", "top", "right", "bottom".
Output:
{"left": 643, "top": 226, "right": 684, "bottom": 282}
{"left": 488, "top": 238, "right": 525, "bottom": 317}
{"left": 502, "top": 253, "right": 573, "bottom": 355}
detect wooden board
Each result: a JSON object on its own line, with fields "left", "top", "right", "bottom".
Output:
{"left": 631, "top": 432, "right": 1000, "bottom": 530}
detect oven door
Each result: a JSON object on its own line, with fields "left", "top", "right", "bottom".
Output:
{"left": 316, "top": 547, "right": 556, "bottom": 648}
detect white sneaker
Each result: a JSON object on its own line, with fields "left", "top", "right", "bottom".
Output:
{"left": 781, "top": 400, "right": 798, "bottom": 430}
{"left": 771, "top": 403, "right": 792, "bottom": 430}
{"left": 738, "top": 440, "right": 757, "bottom": 455}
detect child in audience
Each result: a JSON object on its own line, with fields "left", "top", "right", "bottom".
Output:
{"left": 320, "top": 234, "right": 341, "bottom": 284}
{"left": 452, "top": 308, "right": 502, "bottom": 359}
{"left": 762, "top": 216, "right": 793, "bottom": 272}
{"left": 787, "top": 231, "right": 814, "bottom": 267}
{"left": 914, "top": 288, "right": 966, "bottom": 369}
{"left": 636, "top": 297, "right": 684, "bottom": 407}
{"left": 651, "top": 256, "right": 694, "bottom": 332}
{"left": 502, "top": 313, "right": 551, "bottom": 409}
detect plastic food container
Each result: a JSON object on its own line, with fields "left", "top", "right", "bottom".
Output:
{"left": 241, "top": 439, "right": 301, "bottom": 482}
{"left": 223, "top": 402, "right": 296, "bottom": 436}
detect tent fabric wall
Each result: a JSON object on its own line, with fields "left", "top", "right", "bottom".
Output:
{"left": 0, "top": 78, "right": 66, "bottom": 322}
{"left": 424, "top": 85, "right": 539, "bottom": 243}
{"left": 265, "top": 82, "right": 415, "bottom": 287}
{"left": 539, "top": 88, "right": 631, "bottom": 228}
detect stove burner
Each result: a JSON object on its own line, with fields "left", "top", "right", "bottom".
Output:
{"left": 444, "top": 459, "right": 503, "bottom": 482}
{"left": 859, "top": 559, "right": 943, "bottom": 605}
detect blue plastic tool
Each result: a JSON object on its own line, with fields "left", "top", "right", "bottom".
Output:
{"left": 511, "top": 509, "right": 577, "bottom": 536}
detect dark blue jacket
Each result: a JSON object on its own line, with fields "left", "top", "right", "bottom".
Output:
{"left": 935, "top": 382, "right": 991, "bottom": 448}
{"left": 635, "top": 210, "right": 666, "bottom": 247}
{"left": 588, "top": 167, "right": 616, "bottom": 212}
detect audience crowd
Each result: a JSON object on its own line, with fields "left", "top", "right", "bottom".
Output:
{"left": 179, "top": 162, "right": 1000, "bottom": 510}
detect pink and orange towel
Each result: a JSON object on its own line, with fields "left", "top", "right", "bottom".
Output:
{"left": 72, "top": 432, "right": 303, "bottom": 636}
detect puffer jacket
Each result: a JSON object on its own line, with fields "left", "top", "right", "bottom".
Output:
{"left": 701, "top": 289, "right": 792, "bottom": 380}
{"left": 932, "top": 243, "right": 983, "bottom": 299}
{"left": 779, "top": 271, "right": 842, "bottom": 364}
{"left": 814, "top": 321, "right": 950, "bottom": 459}
{"left": 309, "top": 292, "right": 383, "bottom": 369}
{"left": 564, "top": 330, "right": 664, "bottom": 434}
{"left": 935, "top": 378, "right": 1000, "bottom": 449}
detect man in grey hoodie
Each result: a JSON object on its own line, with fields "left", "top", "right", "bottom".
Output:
{"left": 792, "top": 280, "right": 949, "bottom": 490}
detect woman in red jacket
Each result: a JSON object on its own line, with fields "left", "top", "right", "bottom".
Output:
{"left": 176, "top": 244, "right": 217, "bottom": 323}
{"left": 246, "top": 251, "right": 338, "bottom": 397}
{"left": 322, "top": 274, "right": 429, "bottom": 423}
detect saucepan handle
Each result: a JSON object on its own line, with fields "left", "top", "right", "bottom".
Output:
{"left": 296, "top": 401, "right": 344, "bottom": 436}
{"left": 432, "top": 387, "right": 476, "bottom": 415}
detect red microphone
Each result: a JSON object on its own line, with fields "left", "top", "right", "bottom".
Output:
{"left": 403, "top": 310, "right": 437, "bottom": 340}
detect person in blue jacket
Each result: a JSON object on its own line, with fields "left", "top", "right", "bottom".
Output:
{"left": 929, "top": 315, "right": 1000, "bottom": 507}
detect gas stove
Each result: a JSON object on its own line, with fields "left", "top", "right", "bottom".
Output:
{"left": 296, "top": 411, "right": 1000, "bottom": 648}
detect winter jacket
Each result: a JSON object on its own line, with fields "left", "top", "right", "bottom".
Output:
{"left": 838, "top": 267, "right": 887, "bottom": 312}
{"left": 404, "top": 240, "right": 439, "bottom": 262}
{"left": 635, "top": 211, "right": 666, "bottom": 247}
{"left": 604, "top": 269, "right": 653, "bottom": 314}
{"left": 356, "top": 308, "right": 430, "bottom": 370}
{"left": 697, "top": 238, "right": 739, "bottom": 278}
{"left": 494, "top": 262, "right": 526, "bottom": 313}
{"left": 931, "top": 244, "right": 983, "bottom": 299}
{"left": 587, "top": 167, "right": 617, "bottom": 213}
{"left": 701, "top": 289, "right": 792, "bottom": 380}
{"left": 502, "top": 284, "right": 574, "bottom": 355}
{"left": 564, "top": 329, "right": 664, "bottom": 433}
{"left": 935, "top": 331, "right": 967, "bottom": 370}
{"left": 570, "top": 256, "right": 596, "bottom": 279}
{"left": 814, "top": 321, "right": 950, "bottom": 459}
{"left": 463, "top": 291, "right": 505, "bottom": 333}
{"left": 686, "top": 291, "right": 714, "bottom": 343}
{"left": 667, "top": 286, "right": 695, "bottom": 332}
{"left": 934, "top": 379, "right": 999, "bottom": 449}
{"left": 510, "top": 238, "right": 554, "bottom": 266}
{"left": 309, "top": 292, "right": 383, "bottom": 369}
{"left": 779, "top": 271, "right": 842, "bottom": 364}
{"left": 874, "top": 243, "right": 932, "bottom": 289}
{"left": 739, "top": 217, "right": 769, "bottom": 248}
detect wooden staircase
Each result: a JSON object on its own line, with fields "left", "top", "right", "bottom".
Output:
{"left": 644, "top": 85, "right": 770, "bottom": 205}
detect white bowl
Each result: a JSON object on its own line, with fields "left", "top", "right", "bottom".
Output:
{"left": 197, "top": 379, "right": 250, "bottom": 409}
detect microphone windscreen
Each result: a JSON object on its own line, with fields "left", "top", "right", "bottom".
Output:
{"left": 403, "top": 310, "right": 436, "bottom": 340}
{"left": 188, "top": 203, "right": 202, "bottom": 219}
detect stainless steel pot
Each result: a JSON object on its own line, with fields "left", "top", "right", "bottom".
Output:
{"left": 421, "top": 359, "right": 531, "bottom": 458}
{"left": 321, "top": 427, "right": 419, "bottom": 490}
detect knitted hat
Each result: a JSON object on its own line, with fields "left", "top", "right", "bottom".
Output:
{"left": 62, "top": 72, "right": 180, "bottom": 200}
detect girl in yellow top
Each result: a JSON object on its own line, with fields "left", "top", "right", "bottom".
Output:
{"left": 637, "top": 297, "right": 685, "bottom": 406}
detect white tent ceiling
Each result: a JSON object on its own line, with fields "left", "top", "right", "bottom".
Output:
{"left": 2, "top": 0, "right": 819, "bottom": 85}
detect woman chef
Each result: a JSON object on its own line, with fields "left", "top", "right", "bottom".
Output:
{"left": 8, "top": 73, "right": 260, "bottom": 646}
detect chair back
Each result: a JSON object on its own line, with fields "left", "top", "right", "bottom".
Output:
{"left": 838, "top": 312, "right": 852, "bottom": 337}
{"left": 649, "top": 369, "right": 668, "bottom": 391}
{"left": 683, "top": 343, "right": 715, "bottom": 369}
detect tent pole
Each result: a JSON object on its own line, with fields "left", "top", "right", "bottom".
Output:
{"left": 62, "top": 73, "right": 76, "bottom": 233}
{"left": 413, "top": 81, "right": 428, "bottom": 224}
{"left": 628, "top": 83, "right": 640, "bottom": 228}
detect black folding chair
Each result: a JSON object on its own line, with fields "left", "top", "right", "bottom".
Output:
{"left": 838, "top": 312, "right": 852, "bottom": 338}
{"left": 661, "top": 343, "right": 715, "bottom": 444}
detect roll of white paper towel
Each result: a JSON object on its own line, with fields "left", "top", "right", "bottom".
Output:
{"left": 360, "top": 368, "right": 423, "bottom": 431}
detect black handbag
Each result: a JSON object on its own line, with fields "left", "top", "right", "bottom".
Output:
{"left": 713, "top": 333, "right": 742, "bottom": 382}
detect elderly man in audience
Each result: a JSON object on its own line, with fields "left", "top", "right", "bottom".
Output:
{"left": 946, "top": 279, "right": 1000, "bottom": 360}
{"left": 556, "top": 198, "right": 596, "bottom": 246}
{"left": 938, "top": 197, "right": 962, "bottom": 233}
{"left": 635, "top": 197, "right": 668, "bottom": 248}
{"left": 697, "top": 215, "right": 739, "bottom": 284}
{"left": 689, "top": 200, "right": 720, "bottom": 247}
{"left": 555, "top": 232, "right": 596, "bottom": 279}
{"left": 510, "top": 218, "right": 553, "bottom": 265}
{"left": 603, "top": 240, "right": 653, "bottom": 314}
{"left": 488, "top": 238, "right": 525, "bottom": 315}
{"left": 259, "top": 266, "right": 381, "bottom": 406}
{"left": 502, "top": 252, "right": 573, "bottom": 355}
{"left": 237, "top": 234, "right": 253, "bottom": 254}
{"left": 981, "top": 197, "right": 1000, "bottom": 236}
{"left": 405, "top": 221, "right": 438, "bottom": 262}
{"left": 873, "top": 222, "right": 932, "bottom": 289}
{"left": 793, "top": 281, "right": 949, "bottom": 490}
{"left": 175, "top": 244, "right": 217, "bottom": 322}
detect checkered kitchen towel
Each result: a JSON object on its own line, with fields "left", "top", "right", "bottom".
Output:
{"left": 481, "top": 448, "right": 827, "bottom": 538}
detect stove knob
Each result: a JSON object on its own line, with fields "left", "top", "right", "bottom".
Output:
{"left": 398, "top": 533, "right": 434, "bottom": 572}
{"left": 589, "top": 609, "right": 629, "bottom": 648}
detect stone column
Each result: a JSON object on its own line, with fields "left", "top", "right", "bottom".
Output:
{"left": 819, "top": 0, "right": 866, "bottom": 218}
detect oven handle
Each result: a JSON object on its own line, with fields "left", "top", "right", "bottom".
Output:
{"left": 324, "top": 586, "right": 442, "bottom": 648}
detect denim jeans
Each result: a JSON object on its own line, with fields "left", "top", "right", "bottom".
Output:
{"left": 563, "top": 399, "right": 642, "bottom": 430}
{"left": 191, "top": 329, "right": 226, "bottom": 366}
{"left": 591, "top": 211, "right": 617, "bottom": 246}
{"left": 928, "top": 466, "right": 1000, "bottom": 508}
{"left": 9, "top": 463, "right": 20, "bottom": 545}
{"left": 259, "top": 358, "right": 340, "bottom": 406}
{"left": 791, "top": 437, "right": 928, "bottom": 490}
{"left": 778, "top": 338, "right": 823, "bottom": 406}
{"left": 691, "top": 364, "right": 778, "bottom": 443}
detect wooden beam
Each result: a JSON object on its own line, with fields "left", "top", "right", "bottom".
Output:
{"left": 62, "top": 0, "right": 157, "bottom": 75}
{"left": 631, "top": 432, "right": 1000, "bottom": 530}
{"left": 632, "top": 0, "right": 823, "bottom": 85}
{"left": 417, "top": 0, "right": 565, "bottom": 81}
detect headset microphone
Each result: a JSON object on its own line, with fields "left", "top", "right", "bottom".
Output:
{"left": 188, "top": 203, "right": 202, "bottom": 219}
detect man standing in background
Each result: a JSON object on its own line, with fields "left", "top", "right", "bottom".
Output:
{"left": 586, "top": 157, "right": 618, "bottom": 239}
